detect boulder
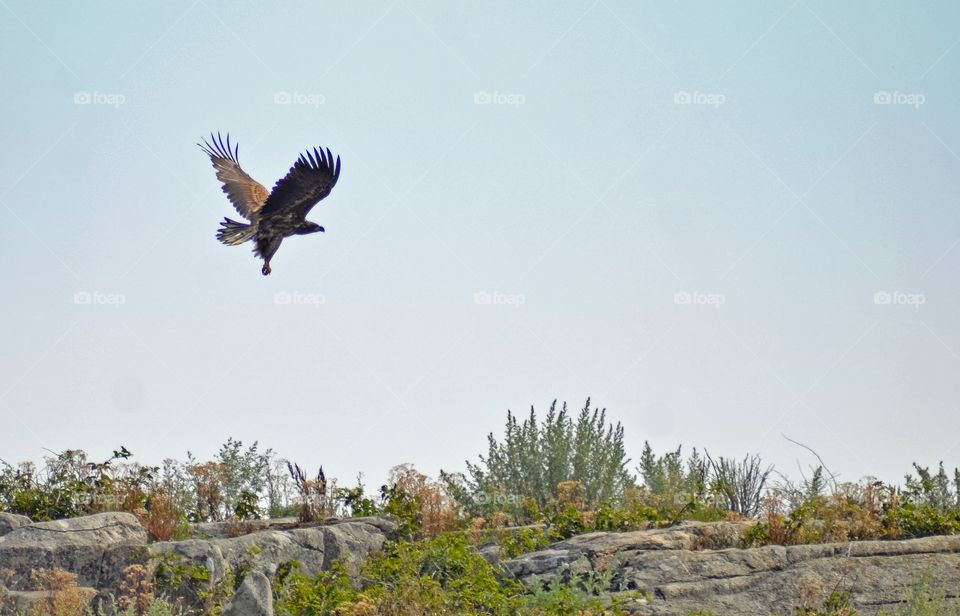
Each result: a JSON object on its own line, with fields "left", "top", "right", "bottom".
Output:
{"left": 0, "top": 512, "right": 147, "bottom": 594}
{"left": 223, "top": 571, "right": 273, "bottom": 616}
{"left": 0, "top": 513, "right": 32, "bottom": 537}
{"left": 149, "top": 516, "right": 397, "bottom": 607}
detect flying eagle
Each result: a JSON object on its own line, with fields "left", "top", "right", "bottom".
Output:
{"left": 199, "top": 133, "right": 341, "bottom": 275}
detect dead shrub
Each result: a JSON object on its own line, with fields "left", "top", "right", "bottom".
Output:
{"left": 117, "top": 564, "right": 154, "bottom": 615}
{"left": 138, "top": 488, "right": 181, "bottom": 541}
{"left": 388, "top": 464, "right": 459, "bottom": 537}
{"left": 26, "top": 568, "right": 95, "bottom": 616}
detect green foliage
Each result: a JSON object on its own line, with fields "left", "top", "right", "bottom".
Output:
{"left": 275, "top": 533, "right": 520, "bottom": 615}
{"left": 378, "top": 481, "right": 422, "bottom": 539}
{"left": 458, "top": 399, "right": 635, "bottom": 522}
{"left": 275, "top": 561, "right": 359, "bottom": 616}
{"left": 151, "top": 551, "right": 232, "bottom": 614}
{"left": 216, "top": 439, "right": 272, "bottom": 516}
{"left": 903, "top": 462, "right": 960, "bottom": 513}
{"left": 275, "top": 532, "right": 641, "bottom": 616}
{"left": 499, "top": 526, "right": 552, "bottom": 559}
{"left": 637, "top": 442, "right": 716, "bottom": 520}
{"left": 746, "top": 475, "right": 960, "bottom": 548}
{"left": 519, "top": 572, "right": 624, "bottom": 615}
{"left": 336, "top": 477, "right": 379, "bottom": 517}
{"left": 234, "top": 489, "right": 262, "bottom": 521}
{"left": 889, "top": 502, "right": 960, "bottom": 538}
{"left": 0, "top": 447, "right": 154, "bottom": 521}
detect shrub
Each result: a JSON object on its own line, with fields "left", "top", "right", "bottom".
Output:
{"left": 138, "top": 488, "right": 189, "bottom": 542}
{"left": 793, "top": 590, "right": 858, "bottom": 616}
{"left": 706, "top": 452, "right": 773, "bottom": 517}
{"left": 275, "top": 561, "right": 359, "bottom": 615}
{"left": 115, "top": 564, "right": 157, "bottom": 615}
{"left": 25, "top": 568, "right": 96, "bottom": 616}
{"left": 151, "top": 551, "right": 232, "bottom": 614}
{"left": 275, "top": 533, "right": 520, "bottom": 615}
{"left": 456, "top": 399, "right": 635, "bottom": 522}
{"left": 335, "top": 476, "right": 379, "bottom": 518}
{"left": 288, "top": 462, "right": 328, "bottom": 523}
{"left": 0, "top": 447, "right": 153, "bottom": 521}
{"left": 215, "top": 439, "right": 272, "bottom": 515}
{"left": 380, "top": 464, "right": 458, "bottom": 538}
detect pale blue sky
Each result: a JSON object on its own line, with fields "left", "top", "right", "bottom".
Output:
{"left": 1, "top": 1, "right": 958, "bottom": 488}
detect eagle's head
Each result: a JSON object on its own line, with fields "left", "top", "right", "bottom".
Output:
{"left": 295, "top": 221, "right": 325, "bottom": 235}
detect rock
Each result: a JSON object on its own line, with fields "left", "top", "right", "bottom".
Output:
{"left": 149, "top": 516, "right": 397, "bottom": 608}
{"left": 504, "top": 520, "right": 752, "bottom": 582}
{"left": 0, "top": 512, "right": 147, "bottom": 595}
{"left": 502, "top": 522, "right": 960, "bottom": 615}
{"left": 0, "top": 513, "right": 32, "bottom": 537}
{"left": 223, "top": 571, "right": 273, "bottom": 616}
{"left": 191, "top": 517, "right": 299, "bottom": 539}
{"left": 0, "top": 511, "right": 33, "bottom": 537}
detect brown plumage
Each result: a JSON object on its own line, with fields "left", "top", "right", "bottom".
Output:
{"left": 199, "top": 132, "right": 341, "bottom": 275}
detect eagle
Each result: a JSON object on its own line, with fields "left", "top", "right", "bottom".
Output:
{"left": 199, "top": 133, "right": 341, "bottom": 275}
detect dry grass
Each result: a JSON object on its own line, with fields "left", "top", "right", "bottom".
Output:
{"left": 388, "top": 464, "right": 459, "bottom": 537}
{"left": 26, "top": 568, "right": 95, "bottom": 616}
{"left": 117, "top": 564, "right": 155, "bottom": 615}
{"left": 136, "top": 488, "right": 181, "bottom": 541}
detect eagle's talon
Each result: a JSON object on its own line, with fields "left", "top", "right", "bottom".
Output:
{"left": 262, "top": 263, "right": 271, "bottom": 275}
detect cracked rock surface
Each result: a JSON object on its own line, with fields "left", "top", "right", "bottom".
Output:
{"left": 5, "top": 513, "right": 960, "bottom": 614}
{"left": 0, "top": 511, "right": 148, "bottom": 595}
{"left": 501, "top": 521, "right": 960, "bottom": 615}
{"left": 0, "top": 512, "right": 396, "bottom": 613}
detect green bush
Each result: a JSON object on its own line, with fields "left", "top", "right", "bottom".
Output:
{"left": 453, "top": 399, "right": 635, "bottom": 523}
{"left": 0, "top": 447, "right": 153, "bottom": 521}
{"left": 275, "top": 532, "right": 641, "bottom": 615}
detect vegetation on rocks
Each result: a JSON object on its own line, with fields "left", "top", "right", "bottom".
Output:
{"left": 4, "top": 399, "right": 960, "bottom": 614}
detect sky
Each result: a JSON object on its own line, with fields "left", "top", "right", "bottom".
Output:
{"left": 1, "top": 1, "right": 958, "bottom": 490}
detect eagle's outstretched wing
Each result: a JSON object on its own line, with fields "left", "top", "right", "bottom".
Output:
{"left": 198, "top": 133, "right": 270, "bottom": 221}
{"left": 260, "top": 147, "right": 340, "bottom": 219}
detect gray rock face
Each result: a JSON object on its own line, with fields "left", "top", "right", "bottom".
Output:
{"left": 223, "top": 571, "right": 274, "bottom": 616}
{"left": 0, "top": 513, "right": 32, "bottom": 537}
{"left": 0, "top": 512, "right": 395, "bottom": 613}
{"left": 0, "top": 512, "right": 148, "bottom": 594}
{"left": 149, "top": 515, "right": 397, "bottom": 587}
{"left": 503, "top": 522, "right": 960, "bottom": 615}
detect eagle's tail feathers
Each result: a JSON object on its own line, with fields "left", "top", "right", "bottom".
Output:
{"left": 217, "top": 218, "right": 255, "bottom": 246}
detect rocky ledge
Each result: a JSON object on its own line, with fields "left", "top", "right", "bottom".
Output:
{"left": 501, "top": 521, "right": 960, "bottom": 614}
{"left": 0, "top": 511, "right": 396, "bottom": 614}
{"left": 3, "top": 512, "right": 960, "bottom": 615}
